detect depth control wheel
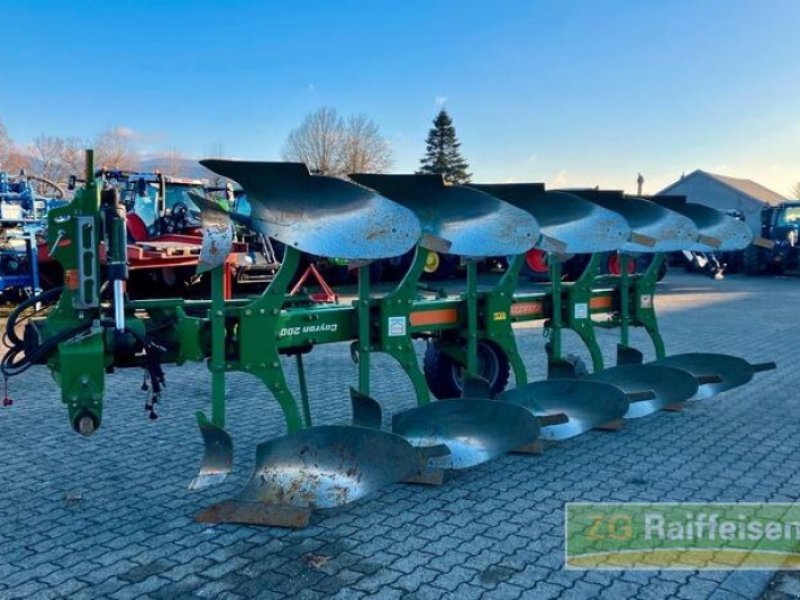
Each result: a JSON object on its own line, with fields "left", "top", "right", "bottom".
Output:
{"left": 422, "top": 252, "right": 458, "bottom": 280}
{"left": 423, "top": 340, "right": 511, "bottom": 399}
{"left": 607, "top": 253, "right": 637, "bottom": 276}
{"left": 521, "top": 249, "right": 550, "bottom": 281}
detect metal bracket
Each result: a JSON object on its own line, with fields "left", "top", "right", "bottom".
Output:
{"left": 74, "top": 216, "right": 99, "bottom": 309}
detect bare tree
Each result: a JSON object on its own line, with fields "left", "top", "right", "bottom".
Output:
{"left": 94, "top": 127, "right": 139, "bottom": 170}
{"left": 27, "top": 135, "right": 88, "bottom": 193}
{"left": 0, "top": 119, "right": 11, "bottom": 170}
{"left": 203, "top": 142, "right": 228, "bottom": 189}
{"left": 60, "top": 137, "right": 88, "bottom": 178}
{"left": 30, "top": 135, "right": 67, "bottom": 185}
{"left": 207, "top": 142, "right": 226, "bottom": 159}
{"left": 166, "top": 148, "right": 186, "bottom": 177}
{"left": 282, "top": 107, "right": 344, "bottom": 175}
{"left": 6, "top": 146, "right": 31, "bottom": 174}
{"left": 0, "top": 118, "right": 30, "bottom": 174}
{"left": 339, "top": 114, "right": 393, "bottom": 174}
{"left": 282, "top": 108, "right": 393, "bottom": 176}
{"left": 151, "top": 148, "right": 186, "bottom": 177}
{"left": 793, "top": 181, "right": 800, "bottom": 200}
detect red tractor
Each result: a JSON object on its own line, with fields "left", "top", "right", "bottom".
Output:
{"left": 59, "top": 170, "right": 280, "bottom": 298}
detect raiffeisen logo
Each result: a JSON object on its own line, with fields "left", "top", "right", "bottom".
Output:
{"left": 566, "top": 503, "right": 800, "bottom": 570}
{"left": 643, "top": 511, "right": 800, "bottom": 543}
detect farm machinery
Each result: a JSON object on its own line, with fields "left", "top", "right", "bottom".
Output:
{"left": 2, "top": 150, "right": 774, "bottom": 527}
{"left": 0, "top": 170, "right": 67, "bottom": 299}
{"left": 518, "top": 189, "right": 674, "bottom": 283}
{"left": 742, "top": 202, "right": 800, "bottom": 275}
{"left": 87, "top": 169, "right": 281, "bottom": 297}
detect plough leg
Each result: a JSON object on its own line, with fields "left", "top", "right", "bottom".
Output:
{"left": 378, "top": 246, "right": 433, "bottom": 406}
{"left": 482, "top": 254, "right": 528, "bottom": 387}
{"left": 563, "top": 253, "right": 604, "bottom": 372}
{"left": 190, "top": 259, "right": 233, "bottom": 490}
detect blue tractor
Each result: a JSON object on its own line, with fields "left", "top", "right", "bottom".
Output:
{"left": 743, "top": 203, "right": 800, "bottom": 275}
{"left": 0, "top": 170, "right": 67, "bottom": 300}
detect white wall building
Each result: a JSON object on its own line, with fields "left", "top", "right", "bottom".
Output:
{"left": 658, "top": 170, "right": 788, "bottom": 232}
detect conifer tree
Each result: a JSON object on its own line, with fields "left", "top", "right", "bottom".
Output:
{"left": 417, "top": 109, "right": 471, "bottom": 184}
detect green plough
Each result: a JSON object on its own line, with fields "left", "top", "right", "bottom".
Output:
{"left": 2, "top": 150, "right": 775, "bottom": 528}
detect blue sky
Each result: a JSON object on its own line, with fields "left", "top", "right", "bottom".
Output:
{"left": 2, "top": 0, "right": 798, "bottom": 194}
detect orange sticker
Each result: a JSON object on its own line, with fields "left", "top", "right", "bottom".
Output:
{"left": 409, "top": 308, "right": 459, "bottom": 327}
{"left": 590, "top": 296, "right": 613, "bottom": 310}
{"left": 64, "top": 269, "right": 79, "bottom": 290}
{"left": 510, "top": 302, "right": 543, "bottom": 317}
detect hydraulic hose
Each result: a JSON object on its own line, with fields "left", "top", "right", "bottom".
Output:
{"left": 4, "top": 287, "right": 63, "bottom": 348}
{"left": 1, "top": 320, "right": 93, "bottom": 378}
{"left": 1, "top": 286, "right": 166, "bottom": 420}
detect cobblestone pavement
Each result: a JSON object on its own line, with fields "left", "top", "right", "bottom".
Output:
{"left": 0, "top": 272, "right": 796, "bottom": 599}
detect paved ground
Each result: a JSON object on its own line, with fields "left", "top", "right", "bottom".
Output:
{"left": 0, "top": 271, "right": 796, "bottom": 599}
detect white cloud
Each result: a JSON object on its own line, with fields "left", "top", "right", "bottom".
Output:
{"left": 550, "top": 169, "right": 569, "bottom": 188}
{"left": 112, "top": 126, "right": 136, "bottom": 139}
{"left": 434, "top": 96, "right": 448, "bottom": 107}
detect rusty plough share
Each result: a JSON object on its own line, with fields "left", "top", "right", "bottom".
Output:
{"left": 2, "top": 150, "right": 775, "bottom": 528}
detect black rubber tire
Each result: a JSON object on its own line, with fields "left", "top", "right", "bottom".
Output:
{"left": 562, "top": 255, "right": 590, "bottom": 281}
{"left": 743, "top": 245, "right": 765, "bottom": 275}
{"left": 423, "top": 340, "right": 511, "bottom": 399}
{"left": 384, "top": 251, "right": 414, "bottom": 282}
{"left": 722, "top": 251, "right": 741, "bottom": 274}
{"left": 323, "top": 263, "right": 351, "bottom": 286}
{"left": 368, "top": 260, "right": 384, "bottom": 284}
{"left": 348, "top": 260, "right": 383, "bottom": 285}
